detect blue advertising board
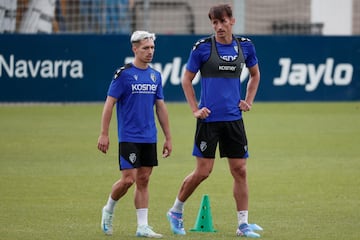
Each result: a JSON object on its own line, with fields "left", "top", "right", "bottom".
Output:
{"left": 0, "top": 34, "right": 359, "bottom": 102}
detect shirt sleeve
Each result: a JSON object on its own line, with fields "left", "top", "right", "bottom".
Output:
{"left": 156, "top": 72, "right": 164, "bottom": 100}
{"left": 186, "top": 41, "right": 210, "bottom": 74}
{"left": 107, "top": 75, "right": 124, "bottom": 99}
{"left": 241, "top": 41, "right": 258, "bottom": 68}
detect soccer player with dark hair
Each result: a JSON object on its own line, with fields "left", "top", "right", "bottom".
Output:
{"left": 167, "top": 4, "right": 262, "bottom": 238}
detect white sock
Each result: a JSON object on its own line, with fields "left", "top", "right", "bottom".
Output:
{"left": 136, "top": 208, "right": 148, "bottom": 226}
{"left": 170, "top": 197, "right": 184, "bottom": 213}
{"left": 104, "top": 195, "right": 117, "bottom": 213}
{"left": 237, "top": 210, "right": 248, "bottom": 225}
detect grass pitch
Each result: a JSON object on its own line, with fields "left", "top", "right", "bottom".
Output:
{"left": 0, "top": 102, "right": 359, "bottom": 240}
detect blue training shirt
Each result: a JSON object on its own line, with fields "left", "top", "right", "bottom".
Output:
{"left": 186, "top": 36, "right": 258, "bottom": 122}
{"left": 107, "top": 63, "right": 164, "bottom": 143}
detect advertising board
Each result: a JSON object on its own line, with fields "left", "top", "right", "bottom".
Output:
{"left": 0, "top": 35, "right": 359, "bottom": 102}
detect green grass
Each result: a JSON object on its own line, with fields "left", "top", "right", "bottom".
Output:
{"left": 0, "top": 102, "right": 359, "bottom": 240}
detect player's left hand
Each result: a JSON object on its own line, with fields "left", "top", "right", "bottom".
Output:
{"left": 162, "top": 140, "right": 172, "bottom": 158}
{"left": 239, "top": 100, "right": 252, "bottom": 112}
{"left": 162, "top": 148, "right": 170, "bottom": 158}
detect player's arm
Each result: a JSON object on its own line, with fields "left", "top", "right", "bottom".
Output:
{"left": 97, "top": 96, "right": 117, "bottom": 154}
{"left": 240, "top": 64, "right": 260, "bottom": 112}
{"left": 182, "top": 70, "right": 211, "bottom": 119}
{"left": 155, "top": 99, "right": 172, "bottom": 158}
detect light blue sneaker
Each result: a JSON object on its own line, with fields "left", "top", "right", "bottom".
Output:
{"left": 136, "top": 225, "right": 163, "bottom": 238}
{"left": 101, "top": 207, "right": 113, "bottom": 235}
{"left": 249, "top": 223, "right": 263, "bottom": 231}
{"left": 166, "top": 211, "right": 186, "bottom": 235}
{"left": 236, "top": 223, "right": 260, "bottom": 238}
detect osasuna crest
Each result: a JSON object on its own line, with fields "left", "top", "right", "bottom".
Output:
{"left": 200, "top": 141, "right": 207, "bottom": 152}
{"left": 129, "top": 153, "right": 136, "bottom": 164}
{"left": 234, "top": 45, "right": 238, "bottom": 53}
{"left": 134, "top": 74, "right": 138, "bottom": 81}
{"left": 150, "top": 73, "right": 156, "bottom": 83}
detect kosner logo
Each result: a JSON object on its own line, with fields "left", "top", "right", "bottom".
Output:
{"left": 274, "top": 58, "right": 353, "bottom": 92}
{"left": 131, "top": 83, "right": 158, "bottom": 94}
{"left": 0, "top": 54, "right": 84, "bottom": 78}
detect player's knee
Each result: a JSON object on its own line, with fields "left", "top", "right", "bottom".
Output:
{"left": 195, "top": 169, "right": 212, "bottom": 182}
{"left": 136, "top": 174, "right": 150, "bottom": 186}
{"left": 123, "top": 176, "right": 136, "bottom": 188}
{"left": 232, "top": 165, "right": 247, "bottom": 179}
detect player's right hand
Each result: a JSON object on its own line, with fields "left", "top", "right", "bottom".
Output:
{"left": 97, "top": 135, "right": 110, "bottom": 154}
{"left": 193, "top": 107, "right": 211, "bottom": 119}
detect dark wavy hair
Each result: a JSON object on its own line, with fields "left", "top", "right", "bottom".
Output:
{"left": 208, "top": 4, "right": 233, "bottom": 20}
